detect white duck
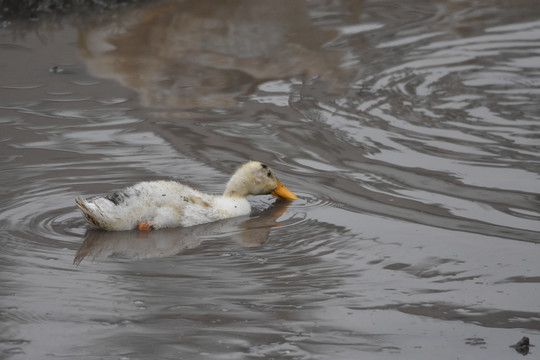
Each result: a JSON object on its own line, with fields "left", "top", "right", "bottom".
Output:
{"left": 76, "top": 161, "right": 297, "bottom": 231}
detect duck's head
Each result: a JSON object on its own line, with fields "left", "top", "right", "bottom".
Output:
{"left": 223, "top": 161, "right": 297, "bottom": 199}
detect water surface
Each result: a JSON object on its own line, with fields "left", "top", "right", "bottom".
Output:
{"left": 1, "top": 0, "right": 539, "bottom": 359}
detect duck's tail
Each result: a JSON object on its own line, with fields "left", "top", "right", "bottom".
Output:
{"left": 76, "top": 197, "right": 110, "bottom": 230}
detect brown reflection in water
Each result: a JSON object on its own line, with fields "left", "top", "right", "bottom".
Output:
{"left": 74, "top": 198, "right": 291, "bottom": 264}
{"left": 78, "top": 0, "right": 352, "bottom": 108}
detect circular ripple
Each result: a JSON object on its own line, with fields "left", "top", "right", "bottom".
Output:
{"left": 1, "top": 185, "right": 86, "bottom": 248}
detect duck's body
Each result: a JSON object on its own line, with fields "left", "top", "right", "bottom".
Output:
{"left": 76, "top": 180, "right": 251, "bottom": 231}
{"left": 76, "top": 161, "right": 296, "bottom": 231}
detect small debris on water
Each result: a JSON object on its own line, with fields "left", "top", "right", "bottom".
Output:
{"left": 510, "top": 336, "right": 531, "bottom": 355}
{"left": 49, "top": 65, "right": 64, "bottom": 73}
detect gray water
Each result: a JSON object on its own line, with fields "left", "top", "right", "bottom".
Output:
{"left": 1, "top": 0, "right": 539, "bottom": 359}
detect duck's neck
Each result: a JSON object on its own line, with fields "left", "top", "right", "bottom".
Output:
{"left": 223, "top": 172, "right": 249, "bottom": 198}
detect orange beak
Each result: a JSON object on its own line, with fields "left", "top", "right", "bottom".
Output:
{"left": 271, "top": 179, "right": 298, "bottom": 199}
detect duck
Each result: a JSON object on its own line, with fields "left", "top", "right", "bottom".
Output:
{"left": 75, "top": 161, "right": 297, "bottom": 231}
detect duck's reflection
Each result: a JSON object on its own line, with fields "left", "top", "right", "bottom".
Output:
{"left": 74, "top": 198, "right": 291, "bottom": 265}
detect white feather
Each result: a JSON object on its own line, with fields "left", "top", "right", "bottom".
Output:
{"left": 76, "top": 161, "right": 296, "bottom": 231}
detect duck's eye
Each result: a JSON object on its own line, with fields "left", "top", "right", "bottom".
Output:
{"left": 267, "top": 171, "right": 272, "bottom": 177}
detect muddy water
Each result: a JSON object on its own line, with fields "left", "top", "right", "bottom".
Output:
{"left": 1, "top": 0, "right": 539, "bottom": 359}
